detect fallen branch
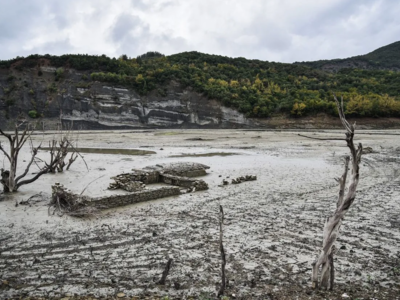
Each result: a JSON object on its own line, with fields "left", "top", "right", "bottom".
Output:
{"left": 19, "top": 192, "right": 47, "bottom": 205}
{"left": 217, "top": 205, "right": 226, "bottom": 298}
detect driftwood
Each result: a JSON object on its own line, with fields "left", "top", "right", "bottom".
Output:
{"left": 217, "top": 205, "right": 226, "bottom": 298}
{"left": 311, "top": 94, "right": 363, "bottom": 290}
{"left": 19, "top": 192, "right": 48, "bottom": 205}
{"left": 158, "top": 258, "right": 173, "bottom": 285}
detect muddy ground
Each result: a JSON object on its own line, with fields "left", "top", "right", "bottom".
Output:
{"left": 0, "top": 129, "right": 400, "bottom": 300}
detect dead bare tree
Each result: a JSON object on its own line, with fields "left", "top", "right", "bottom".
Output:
{"left": 0, "top": 122, "right": 60, "bottom": 192}
{"left": 311, "top": 94, "right": 363, "bottom": 290}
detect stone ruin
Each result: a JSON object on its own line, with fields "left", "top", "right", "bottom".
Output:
{"left": 109, "top": 162, "right": 210, "bottom": 193}
{"left": 51, "top": 183, "right": 181, "bottom": 212}
{"left": 51, "top": 162, "right": 210, "bottom": 212}
{"left": 108, "top": 174, "right": 146, "bottom": 192}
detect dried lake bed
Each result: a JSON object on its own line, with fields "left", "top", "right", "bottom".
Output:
{"left": 0, "top": 129, "right": 399, "bottom": 299}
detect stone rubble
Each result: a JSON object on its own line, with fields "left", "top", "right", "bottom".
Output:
{"left": 220, "top": 175, "right": 257, "bottom": 186}
{"left": 108, "top": 174, "right": 147, "bottom": 192}
{"left": 108, "top": 162, "right": 210, "bottom": 193}
{"left": 232, "top": 175, "right": 257, "bottom": 184}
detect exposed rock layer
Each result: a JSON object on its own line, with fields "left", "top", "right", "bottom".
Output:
{"left": 0, "top": 67, "right": 255, "bottom": 129}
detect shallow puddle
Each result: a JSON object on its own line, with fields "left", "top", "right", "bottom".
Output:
{"left": 40, "top": 147, "right": 156, "bottom": 155}
{"left": 154, "top": 132, "right": 182, "bottom": 136}
{"left": 169, "top": 152, "right": 237, "bottom": 157}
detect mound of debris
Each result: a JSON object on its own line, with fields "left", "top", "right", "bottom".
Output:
{"left": 50, "top": 183, "right": 99, "bottom": 217}
{"left": 232, "top": 175, "right": 257, "bottom": 184}
{"left": 109, "top": 174, "right": 146, "bottom": 192}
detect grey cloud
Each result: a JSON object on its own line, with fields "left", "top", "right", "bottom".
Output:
{"left": 109, "top": 13, "right": 151, "bottom": 56}
{"left": 292, "top": 0, "right": 376, "bottom": 37}
{"left": 110, "top": 14, "right": 147, "bottom": 43}
{"left": 130, "top": 0, "right": 149, "bottom": 10}
{"left": 30, "top": 38, "right": 74, "bottom": 55}
{"left": 0, "top": 0, "right": 399, "bottom": 62}
{"left": 43, "top": 2, "right": 73, "bottom": 29}
{"left": 250, "top": 17, "right": 293, "bottom": 53}
{"left": 0, "top": 1, "right": 43, "bottom": 41}
{"left": 109, "top": 10, "right": 189, "bottom": 57}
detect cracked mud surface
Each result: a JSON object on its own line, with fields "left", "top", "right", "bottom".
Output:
{"left": 1, "top": 129, "right": 400, "bottom": 299}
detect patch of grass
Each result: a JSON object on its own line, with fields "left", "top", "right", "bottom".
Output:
{"left": 47, "top": 83, "right": 58, "bottom": 93}
{"left": 76, "top": 81, "right": 92, "bottom": 88}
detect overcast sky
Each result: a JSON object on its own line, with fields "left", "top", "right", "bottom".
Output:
{"left": 0, "top": 0, "right": 399, "bottom": 63}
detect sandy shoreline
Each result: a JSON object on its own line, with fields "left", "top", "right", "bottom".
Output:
{"left": 1, "top": 129, "right": 399, "bottom": 299}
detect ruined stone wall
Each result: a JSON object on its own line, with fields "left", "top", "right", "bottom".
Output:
{"left": 52, "top": 184, "right": 181, "bottom": 210}
{"left": 111, "top": 170, "right": 159, "bottom": 186}
{"left": 160, "top": 174, "right": 209, "bottom": 191}
{"left": 90, "top": 187, "right": 180, "bottom": 209}
{"left": 122, "top": 170, "right": 160, "bottom": 184}
{"left": 144, "top": 162, "right": 209, "bottom": 178}
{"left": 141, "top": 170, "right": 159, "bottom": 184}
{"left": 166, "top": 169, "right": 208, "bottom": 178}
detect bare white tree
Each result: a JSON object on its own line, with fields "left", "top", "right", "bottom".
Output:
{"left": 0, "top": 123, "right": 60, "bottom": 192}
{"left": 311, "top": 94, "right": 363, "bottom": 290}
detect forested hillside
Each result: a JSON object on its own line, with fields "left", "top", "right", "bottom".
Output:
{"left": 1, "top": 43, "right": 400, "bottom": 120}
{"left": 296, "top": 41, "right": 400, "bottom": 72}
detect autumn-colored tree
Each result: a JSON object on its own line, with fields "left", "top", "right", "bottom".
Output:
{"left": 345, "top": 94, "right": 372, "bottom": 116}
{"left": 291, "top": 102, "right": 307, "bottom": 116}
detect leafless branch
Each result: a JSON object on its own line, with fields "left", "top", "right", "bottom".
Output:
{"left": 79, "top": 175, "right": 105, "bottom": 197}
{"left": 0, "top": 142, "right": 11, "bottom": 162}
{"left": 65, "top": 140, "right": 89, "bottom": 171}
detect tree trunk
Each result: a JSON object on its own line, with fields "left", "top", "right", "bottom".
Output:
{"left": 311, "top": 95, "right": 363, "bottom": 289}
{"left": 1, "top": 169, "right": 10, "bottom": 193}
{"left": 8, "top": 160, "right": 17, "bottom": 192}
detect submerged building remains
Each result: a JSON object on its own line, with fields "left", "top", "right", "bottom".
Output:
{"left": 52, "top": 162, "right": 210, "bottom": 211}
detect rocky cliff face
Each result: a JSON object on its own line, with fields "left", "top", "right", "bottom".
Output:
{"left": 0, "top": 65, "right": 256, "bottom": 130}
